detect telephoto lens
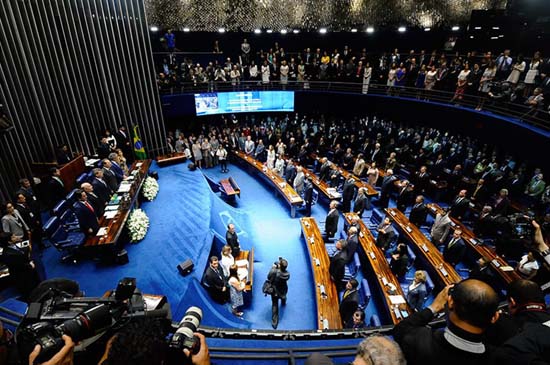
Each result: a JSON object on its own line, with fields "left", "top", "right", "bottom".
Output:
{"left": 169, "top": 306, "right": 202, "bottom": 354}
{"left": 57, "top": 304, "right": 112, "bottom": 342}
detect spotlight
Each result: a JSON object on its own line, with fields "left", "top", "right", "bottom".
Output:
{"left": 150, "top": 26, "right": 159, "bottom": 32}
{"left": 280, "top": 29, "right": 287, "bottom": 34}
{"left": 293, "top": 29, "right": 300, "bottom": 34}
{"left": 499, "top": 34, "right": 504, "bottom": 38}
{"left": 218, "top": 28, "right": 226, "bottom": 33}
{"left": 254, "top": 28, "right": 262, "bottom": 34}
{"left": 490, "top": 36, "right": 499, "bottom": 40}
{"left": 474, "top": 26, "right": 482, "bottom": 30}
{"left": 266, "top": 29, "right": 273, "bottom": 33}
{"left": 366, "top": 27, "right": 374, "bottom": 33}
{"left": 183, "top": 27, "right": 190, "bottom": 32}
{"left": 470, "top": 35, "right": 474, "bottom": 39}
{"left": 351, "top": 28, "right": 358, "bottom": 33}
{"left": 452, "top": 26, "right": 460, "bottom": 31}
{"left": 424, "top": 27, "right": 431, "bottom": 32}
{"left": 319, "top": 28, "right": 327, "bottom": 34}
{"left": 398, "top": 26, "right": 406, "bottom": 33}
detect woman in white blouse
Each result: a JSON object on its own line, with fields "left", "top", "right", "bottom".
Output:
{"left": 476, "top": 61, "right": 496, "bottom": 111}
{"left": 248, "top": 60, "right": 258, "bottom": 81}
{"left": 506, "top": 54, "right": 525, "bottom": 86}
{"left": 274, "top": 155, "right": 285, "bottom": 177}
{"left": 362, "top": 62, "right": 372, "bottom": 94}
{"left": 451, "top": 63, "right": 471, "bottom": 103}
{"left": 261, "top": 60, "right": 270, "bottom": 85}
{"left": 276, "top": 139, "right": 286, "bottom": 156}
{"left": 387, "top": 63, "right": 397, "bottom": 88}
{"left": 424, "top": 65, "right": 437, "bottom": 91}
{"left": 230, "top": 65, "right": 240, "bottom": 89}
{"left": 279, "top": 60, "right": 289, "bottom": 87}
{"left": 220, "top": 245, "right": 235, "bottom": 277}
{"left": 266, "top": 145, "right": 276, "bottom": 169}
{"left": 524, "top": 52, "right": 541, "bottom": 97}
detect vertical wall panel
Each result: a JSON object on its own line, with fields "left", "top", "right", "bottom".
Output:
{"left": 0, "top": 0, "right": 165, "bottom": 202}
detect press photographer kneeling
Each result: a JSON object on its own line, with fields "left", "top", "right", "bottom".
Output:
{"left": 13, "top": 278, "right": 210, "bottom": 365}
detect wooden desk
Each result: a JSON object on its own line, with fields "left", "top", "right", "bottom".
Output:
{"left": 235, "top": 248, "right": 254, "bottom": 291}
{"left": 344, "top": 213, "right": 412, "bottom": 324}
{"left": 233, "top": 151, "right": 303, "bottom": 217}
{"left": 84, "top": 159, "right": 151, "bottom": 248}
{"left": 311, "top": 154, "right": 378, "bottom": 197}
{"left": 157, "top": 152, "right": 187, "bottom": 166}
{"left": 300, "top": 165, "right": 343, "bottom": 201}
{"left": 220, "top": 178, "right": 240, "bottom": 198}
{"left": 426, "top": 203, "right": 521, "bottom": 285}
{"left": 59, "top": 154, "right": 86, "bottom": 192}
{"left": 300, "top": 217, "right": 342, "bottom": 330}
{"left": 385, "top": 208, "right": 462, "bottom": 287}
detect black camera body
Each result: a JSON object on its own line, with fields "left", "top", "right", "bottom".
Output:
{"left": 16, "top": 277, "right": 168, "bottom": 363}
{"left": 508, "top": 213, "right": 535, "bottom": 238}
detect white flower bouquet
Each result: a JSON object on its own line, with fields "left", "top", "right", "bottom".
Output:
{"left": 142, "top": 176, "right": 159, "bottom": 201}
{"left": 126, "top": 208, "right": 150, "bottom": 242}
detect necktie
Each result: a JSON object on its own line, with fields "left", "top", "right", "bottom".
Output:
{"left": 343, "top": 290, "right": 350, "bottom": 299}
{"left": 84, "top": 202, "right": 94, "bottom": 213}
{"left": 448, "top": 239, "right": 456, "bottom": 249}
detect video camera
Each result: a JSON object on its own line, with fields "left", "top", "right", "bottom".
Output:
{"left": 15, "top": 277, "right": 170, "bottom": 363}
{"left": 507, "top": 213, "right": 535, "bottom": 238}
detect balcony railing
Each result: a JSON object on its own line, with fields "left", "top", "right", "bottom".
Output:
{"left": 158, "top": 81, "right": 550, "bottom": 132}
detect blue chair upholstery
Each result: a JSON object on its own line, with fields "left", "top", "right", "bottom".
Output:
{"left": 371, "top": 208, "right": 384, "bottom": 225}
{"left": 407, "top": 245, "right": 416, "bottom": 270}
{"left": 370, "top": 314, "right": 381, "bottom": 327}
{"left": 344, "top": 253, "right": 361, "bottom": 280}
{"left": 52, "top": 199, "right": 69, "bottom": 217}
{"left": 76, "top": 173, "right": 88, "bottom": 186}
{"left": 360, "top": 278, "right": 372, "bottom": 307}
{"left": 425, "top": 272, "right": 435, "bottom": 294}
{"left": 65, "top": 189, "right": 79, "bottom": 203}
{"left": 60, "top": 209, "right": 80, "bottom": 231}
{"left": 43, "top": 216, "right": 84, "bottom": 263}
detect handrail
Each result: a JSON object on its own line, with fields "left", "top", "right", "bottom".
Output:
{"left": 158, "top": 81, "right": 550, "bottom": 132}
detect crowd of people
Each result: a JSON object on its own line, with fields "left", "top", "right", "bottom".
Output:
{"left": 157, "top": 36, "right": 550, "bottom": 119}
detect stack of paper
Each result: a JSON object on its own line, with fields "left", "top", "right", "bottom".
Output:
{"left": 96, "top": 227, "right": 109, "bottom": 236}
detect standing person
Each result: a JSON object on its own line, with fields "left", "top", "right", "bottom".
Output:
{"left": 261, "top": 60, "right": 270, "bottom": 86}
{"left": 293, "top": 166, "right": 305, "bottom": 195}
{"left": 353, "top": 187, "right": 369, "bottom": 217}
{"left": 225, "top": 223, "right": 241, "bottom": 258}
{"left": 366, "top": 161, "right": 379, "bottom": 186}
{"left": 164, "top": 29, "right": 175, "bottom": 52}
{"left": 342, "top": 178, "right": 356, "bottom": 213}
{"left": 268, "top": 257, "right": 290, "bottom": 329}
{"left": 431, "top": 209, "right": 452, "bottom": 245}
{"left": 240, "top": 38, "right": 250, "bottom": 65}
{"left": 524, "top": 51, "right": 541, "bottom": 97}
{"left": 362, "top": 62, "right": 372, "bottom": 94}
{"left": 325, "top": 200, "right": 340, "bottom": 239}
{"left": 506, "top": 54, "right": 525, "bottom": 86}
{"left": 476, "top": 61, "right": 496, "bottom": 111}
{"left": 216, "top": 144, "right": 228, "bottom": 173}
{"left": 303, "top": 177, "right": 314, "bottom": 217}
{"left": 192, "top": 139, "right": 203, "bottom": 169}
{"left": 339, "top": 279, "right": 360, "bottom": 327}
{"left": 266, "top": 145, "right": 276, "bottom": 169}
{"left": 203, "top": 256, "right": 229, "bottom": 304}
{"left": 1, "top": 203, "right": 30, "bottom": 241}
{"left": 220, "top": 245, "right": 234, "bottom": 277}
{"left": 202, "top": 138, "right": 212, "bottom": 168}
{"left": 228, "top": 265, "right": 245, "bottom": 317}
{"left": 406, "top": 270, "right": 427, "bottom": 312}
{"left": 279, "top": 60, "right": 289, "bottom": 89}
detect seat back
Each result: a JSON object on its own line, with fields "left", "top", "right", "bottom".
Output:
{"left": 370, "top": 314, "right": 381, "bottom": 327}
{"left": 312, "top": 189, "right": 319, "bottom": 205}
{"left": 407, "top": 245, "right": 416, "bottom": 270}
{"left": 52, "top": 200, "right": 69, "bottom": 217}
{"left": 360, "top": 278, "right": 372, "bottom": 307}
{"left": 43, "top": 216, "right": 60, "bottom": 238}
{"left": 371, "top": 208, "right": 384, "bottom": 225}
{"left": 65, "top": 189, "right": 79, "bottom": 203}
{"left": 76, "top": 173, "right": 89, "bottom": 186}
{"left": 60, "top": 209, "right": 79, "bottom": 228}
{"left": 425, "top": 272, "right": 435, "bottom": 295}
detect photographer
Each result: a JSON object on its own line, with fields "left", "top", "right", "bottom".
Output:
{"left": 267, "top": 257, "right": 290, "bottom": 329}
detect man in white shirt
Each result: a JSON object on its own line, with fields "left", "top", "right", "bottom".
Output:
{"left": 244, "top": 136, "right": 255, "bottom": 156}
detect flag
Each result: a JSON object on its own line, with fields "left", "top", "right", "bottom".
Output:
{"left": 132, "top": 125, "right": 147, "bottom": 160}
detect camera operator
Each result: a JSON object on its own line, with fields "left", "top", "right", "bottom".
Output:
{"left": 28, "top": 335, "right": 74, "bottom": 365}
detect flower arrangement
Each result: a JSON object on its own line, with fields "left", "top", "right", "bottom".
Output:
{"left": 126, "top": 209, "right": 150, "bottom": 242}
{"left": 142, "top": 176, "right": 159, "bottom": 201}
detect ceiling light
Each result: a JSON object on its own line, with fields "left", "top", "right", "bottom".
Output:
{"left": 319, "top": 28, "right": 327, "bottom": 34}
{"left": 351, "top": 28, "right": 358, "bottom": 33}
{"left": 490, "top": 36, "right": 499, "bottom": 40}
{"left": 293, "top": 29, "right": 300, "bottom": 34}
{"left": 183, "top": 27, "right": 190, "bottom": 32}
{"left": 474, "top": 26, "right": 482, "bottom": 30}
{"left": 254, "top": 28, "right": 262, "bottom": 34}
{"left": 452, "top": 26, "right": 460, "bottom": 31}
{"left": 218, "top": 28, "right": 225, "bottom": 33}
{"left": 499, "top": 34, "right": 504, "bottom": 38}
{"left": 280, "top": 29, "right": 287, "bottom": 34}
{"left": 150, "top": 26, "right": 159, "bottom": 32}
{"left": 470, "top": 35, "right": 474, "bottom": 39}
{"left": 366, "top": 27, "right": 374, "bottom": 33}
{"left": 424, "top": 27, "right": 431, "bottom": 32}
{"left": 492, "top": 26, "right": 500, "bottom": 30}
{"left": 266, "top": 29, "right": 273, "bottom": 33}
{"left": 398, "top": 26, "right": 406, "bottom": 33}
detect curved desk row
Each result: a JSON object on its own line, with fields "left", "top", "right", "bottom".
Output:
{"left": 426, "top": 203, "right": 520, "bottom": 285}
{"left": 344, "top": 213, "right": 412, "bottom": 325}
{"left": 300, "top": 217, "right": 342, "bottom": 330}
{"left": 385, "top": 208, "right": 462, "bottom": 287}
{"left": 233, "top": 151, "right": 303, "bottom": 217}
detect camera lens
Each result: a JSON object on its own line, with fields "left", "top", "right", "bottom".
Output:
{"left": 178, "top": 306, "right": 202, "bottom": 333}
{"left": 58, "top": 304, "right": 111, "bottom": 342}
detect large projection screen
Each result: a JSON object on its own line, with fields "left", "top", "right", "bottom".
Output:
{"left": 194, "top": 91, "right": 295, "bottom": 116}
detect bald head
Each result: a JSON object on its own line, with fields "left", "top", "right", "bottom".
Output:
{"left": 450, "top": 279, "right": 499, "bottom": 329}
{"left": 81, "top": 182, "right": 93, "bottom": 193}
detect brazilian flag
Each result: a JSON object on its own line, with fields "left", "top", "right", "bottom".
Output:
{"left": 133, "top": 125, "right": 147, "bottom": 160}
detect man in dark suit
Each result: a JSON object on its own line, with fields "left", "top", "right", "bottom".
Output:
{"left": 474, "top": 206, "right": 495, "bottom": 237}
{"left": 379, "top": 169, "right": 397, "bottom": 208}
{"left": 114, "top": 125, "right": 133, "bottom": 162}
{"left": 97, "top": 137, "right": 111, "bottom": 160}
{"left": 108, "top": 153, "right": 126, "bottom": 180}
{"left": 55, "top": 144, "right": 73, "bottom": 165}
{"left": 46, "top": 167, "right": 66, "bottom": 210}
{"left": 470, "top": 179, "right": 489, "bottom": 207}
{"left": 353, "top": 187, "right": 368, "bottom": 217}
{"left": 73, "top": 190, "right": 99, "bottom": 235}
{"left": 443, "top": 229, "right": 466, "bottom": 266}
{"left": 225, "top": 223, "right": 241, "bottom": 258}
{"left": 303, "top": 177, "right": 314, "bottom": 217}
{"left": 318, "top": 157, "right": 331, "bottom": 182}
{"left": 376, "top": 217, "right": 395, "bottom": 251}
{"left": 339, "top": 278, "right": 359, "bottom": 327}
{"left": 81, "top": 183, "right": 105, "bottom": 217}
{"left": 92, "top": 168, "right": 112, "bottom": 202}
{"left": 15, "top": 193, "right": 43, "bottom": 249}
{"left": 492, "top": 188, "right": 511, "bottom": 216}
{"left": 413, "top": 166, "right": 430, "bottom": 195}
{"left": 203, "top": 256, "right": 228, "bottom": 304}
{"left": 342, "top": 178, "right": 356, "bottom": 213}
{"left": 450, "top": 189, "right": 470, "bottom": 220}
{"left": 409, "top": 195, "right": 428, "bottom": 227}
{"left": 396, "top": 180, "right": 413, "bottom": 213}
{"left": 345, "top": 226, "right": 359, "bottom": 263}
{"left": 101, "top": 160, "right": 119, "bottom": 192}
{"left": 325, "top": 200, "right": 339, "bottom": 239}
{"left": 329, "top": 239, "right": 348, "bottom": 292}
